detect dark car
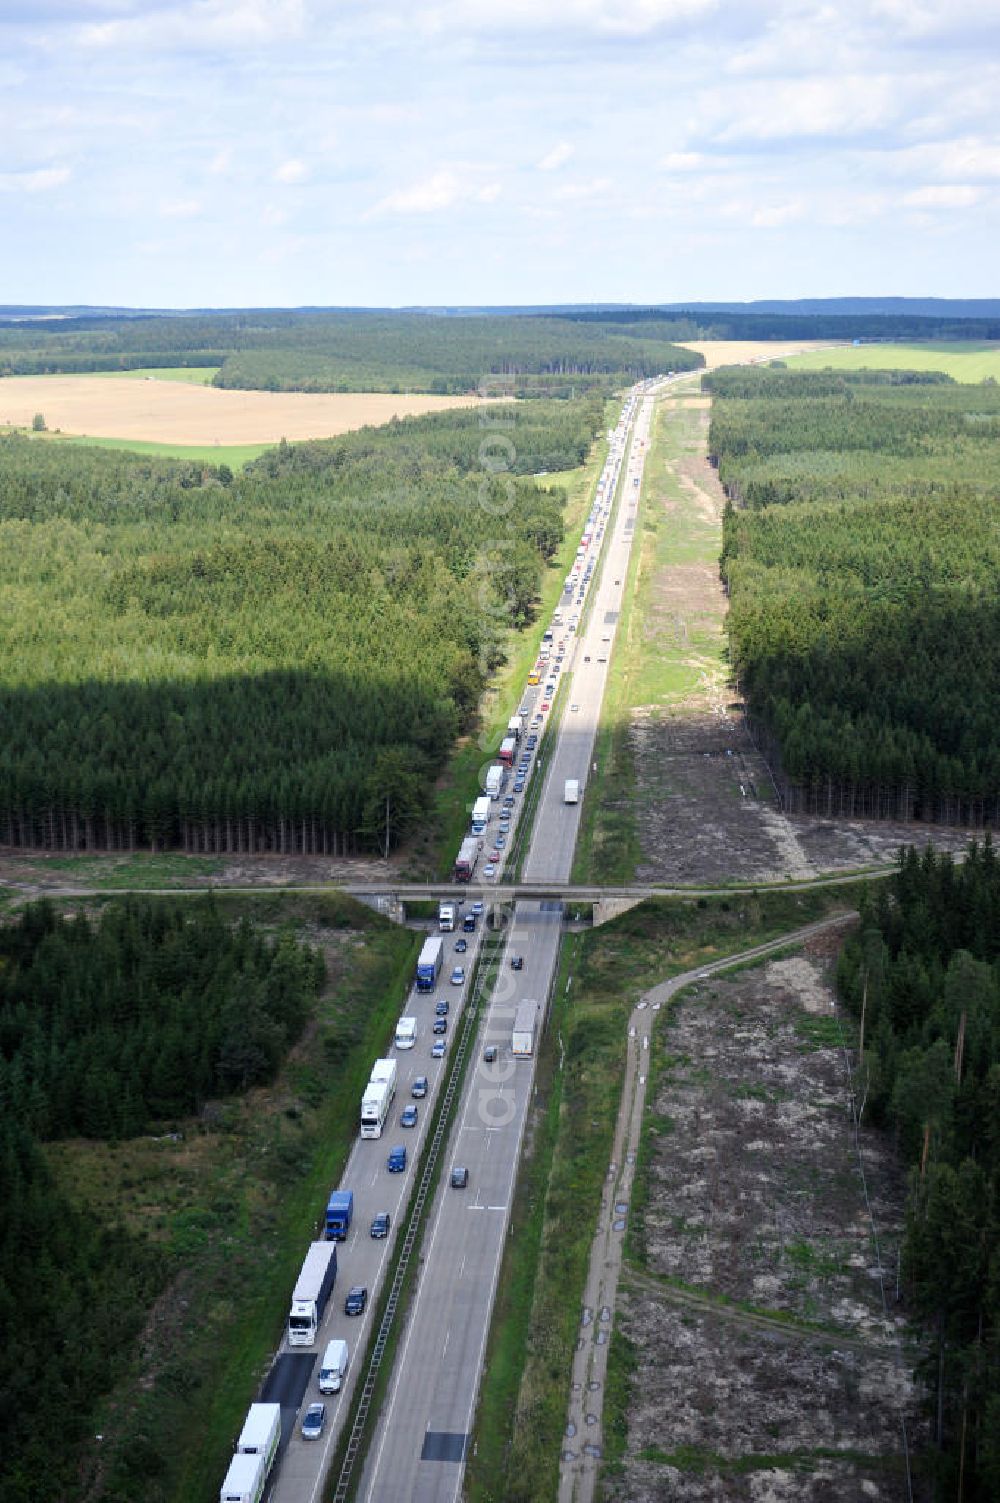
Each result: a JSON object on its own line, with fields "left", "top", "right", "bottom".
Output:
{"left": 433, "top": 1017, "right": 448, "bottom": 1035}
{"left": 451, "top": 1166, "right": 469, "bottom": 1188}
{"left": 511, "top": 954, "right": 524, "bottom": 971}
{"left": 387, "top": 1145, "right": 406, "bottom": 1172}
{"left": 411, "top": 1075, "right": 428, "bottom": 1098}
{"left": 462, "top": 913, "right": 477, "bottom": 932}
{"left": 502, "top": 795, "right": 515, "bottom": 807}
{"left": 301, "top": 1402, "right": 327, "bottom": 1440}
{"left": 435, "top": 999, "right": 449, "bottom": 1016}
{"left": 344, "top": 1285, "right": 368, "bottom": 1316}
{"left": 370, "top": 1211, "right": 391, "bottom": 1238}
{"left": 483, "top": 1045, "right": 498, "bottom": 1063}
{"left": 454, "top": 937, "right": 467, "bottom": 953}
{"left": 400, "top": 1105, "right": 418, "bottom": 1128}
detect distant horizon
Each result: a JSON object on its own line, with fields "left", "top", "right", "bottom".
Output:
{"left": 2, "top": 296, "right": 999, "bottom": 321}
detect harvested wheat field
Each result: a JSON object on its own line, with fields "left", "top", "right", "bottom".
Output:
{"left": 678, "top": 339, "right": 841, "bottom": 369}
{"left": 0, "top": 375, "right": 481, "bottom": 446}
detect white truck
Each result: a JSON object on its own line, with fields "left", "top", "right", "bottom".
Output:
{"left": 395, "top": 1015, "right": 417, "bottom": 1049}
{"left": 219, "top": 1404, "right": 281, "bottom": 1503}
{"left": 288, "top": 1241, "right": 338, "bottom": 1347}
{"left": 360, "top": 1059, "right": 397, "bottom": 1137}
{"left": 485, "top": 763, "right": 505, "bottom": 799}
{"left": 438, "top": 901, "right": 456, "bottom": 932}
{"left": 512, "top": 999, "right": 539, "bottom": 1056}
{"left": 564, "top": 779, "right": 580, "bottom": 804}
{"left": 471, "top": 795, "right": 491, "bottom": 833}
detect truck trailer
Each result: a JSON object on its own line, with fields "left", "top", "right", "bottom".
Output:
{"left": 360, "top": 1079, "right": 393, "bottom": 1138}
{"left": 498, "top": 737, "right": 517, "bottom": 766}
{"left": 288, "top": 1241, "right": 338, "bottom": 1346}
{"left": 471, "top": 795, "right": 491, "bottom": 832}
{"left": 438, "top": 902, "right": 456, "bottom": 932}
{"left": 220, "top": 1450, "right": 269, "bottom": 1503}
{"left": 512, "top": 1000, "right": 539, "bottom": 1056}
{"left": 237, "top": 1404, "right": 281, "bottom": 1463}
{"left": 506, "top": 714, "right": 523, "bottom": 742}
{"left": 454, "top": 836, "right": 479, "bottom": 881}
{"left": 416, "top": 935, "right": 444, "bottom": 990}
{"left": 324, "top": 1189, "right": 354, "bottom": 1240}
{"left": 485, "top": 763, "right": 506, "bottom": 799}
{"left": 564, "top": 779, "right": 580, "bottom": 804}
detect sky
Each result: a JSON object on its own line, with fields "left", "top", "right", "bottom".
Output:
{"left": 1, "top": 0, "right": 998, "bottom": 306}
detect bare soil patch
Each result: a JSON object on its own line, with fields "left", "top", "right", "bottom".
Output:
{"left": 0, "top": 375, "right": 480, "bottom": 446}
{"left": 609, "top": 955, "right": 927, "bottom": 1501}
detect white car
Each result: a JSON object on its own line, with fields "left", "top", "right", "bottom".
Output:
{"left": 483, "top": 863, "right": 497, "bottom": 878}
{"left": 570, "top": 704, "right": 580, "bottom": 713}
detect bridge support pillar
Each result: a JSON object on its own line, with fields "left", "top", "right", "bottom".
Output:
{"left": 592, "top": 895, "right": 645, "bottom": 928}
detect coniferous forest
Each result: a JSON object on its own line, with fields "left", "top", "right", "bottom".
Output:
{"left": 709, "top": 367, "right": 1000, "bottom": 823}
{"left": 0, "top": 399, "right": 600, "bottom": 855}
{"left": 838, "top": 845, "right": 1000, "bottom": 1500}
{"left": 0, "top": 898, "right": 324, "bottom": 1503}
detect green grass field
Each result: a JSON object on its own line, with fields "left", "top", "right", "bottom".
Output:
{"left": 83, "top": 366, "right": 221, "bottom": 384}
{"left": 786, "top": 341, "right": 1000, "bottom": 382}
{"left": 6, "top": 426, "right": 270, "bottom": 468}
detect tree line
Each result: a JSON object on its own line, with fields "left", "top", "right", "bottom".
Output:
{"left": 0, "top": 897, "right": 323, "bottom": 1503}
{"left": 0, "top": 309, "right": 703, "bottom": 393}
{"left": 710, "top": 368, "right": 1000, "bottom": 824}
{"left": 837, "top": 844, "right": 1000, "bottom": 1499}
{"left": 0, "top": 400, "right": 594, "bottom": 854}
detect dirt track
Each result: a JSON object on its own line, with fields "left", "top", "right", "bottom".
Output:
{"left": 0, "top": 376, "right": 479, "bottom": 446}
{"left": 678, "top": 340, "right": 839, "bottom": 370}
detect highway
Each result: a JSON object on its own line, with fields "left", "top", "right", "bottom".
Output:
{"left": 356, "top": 380, "right": 663, "bottom": 1501}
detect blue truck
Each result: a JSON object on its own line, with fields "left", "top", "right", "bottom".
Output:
{"left": 416, "top": 936, "right": 444, "bottom": 991}
{"left": 324, "top": 1189, "right": 354, "bottom": 1241}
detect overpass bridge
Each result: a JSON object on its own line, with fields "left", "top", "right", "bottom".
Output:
{"left": 342, "top": 871, "right": 882, "bottom": 927}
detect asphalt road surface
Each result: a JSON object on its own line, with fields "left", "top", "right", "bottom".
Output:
{"left": 357, "top": 380, "right": 667, "bottom": 1502}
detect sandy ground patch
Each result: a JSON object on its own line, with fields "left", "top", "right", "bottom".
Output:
{"left": 678, "top": 340, "right": 841, "bottom": 370}
{"left": 0, "top": 375, "right": 480, "bottom": 446}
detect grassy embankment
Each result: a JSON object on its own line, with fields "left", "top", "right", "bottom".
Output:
{"left": 465, "top": 886, "right": 867, "bottom": 1503}
{"left": 13, "top": 428, "right": 271, "bottom": 467}
{"left": 785, "top": 341, "right": 1000, "bottom": 381}
{"left": 41, "top": 891, "right": 416, "bottom": 1503}
{"left": 573, "top": 382, "right": 723, "bottom": 884}
{"left": 412, "top": 402, "right": 617, "bottom": 880}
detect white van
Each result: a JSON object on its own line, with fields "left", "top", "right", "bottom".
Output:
{"left": 318, "top": 1338, "right": 349, "bottom": 1394}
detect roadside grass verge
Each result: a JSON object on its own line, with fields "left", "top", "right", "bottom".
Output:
{"left": 41, "top": 891, "right": 416, "bottom": 1503}
{"left": 466, "top": 888, "right": 861, "bottom": 1502}
{"left": 409, "top": 407, "right": 616, "bottom": 881}
{"left": 573, "top": 392, "right": 723, "bottom": 884}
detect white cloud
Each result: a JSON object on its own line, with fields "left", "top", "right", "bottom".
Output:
{"left": 537, "top": 141, "right": 574, "bottom": 171}
{"left": 160, "top": 196, "right": 203, "bottom": 217}
{"left": 80, "top": 0, "right": 306, "bottom": 52}
{"left": 704, "top": 74, "right": 902, "bottom": 144}
{"left": 0, "top": 165, "right": 70, "bottom": 192}
{"left": 902, "top": 184, "right": 983, "bottom": 207}
{"left": 660, "top": 151, "right": 705, "bottom": 171}
{"left": 368, "top": 169, "right": 501, "bottom": 217}
{"left": 553, "top": 176, "right": 612, "bottom": 201}
{"left": 398, "top": 0, "right": 718, "bottom": 37}
{"left": 275, "top": 157, "right": 308, "bottom": 184}
{"left": 749, "top": 199, "right": 805, "bottom": 228}
{"left": 890, "top": 137, "right": 1000, "bottom": 182}
{"left": 207, "top": 147, "right": 233, "bottom": 176}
